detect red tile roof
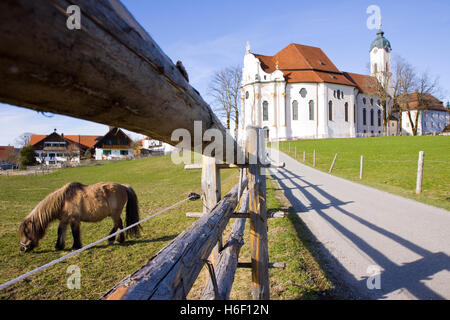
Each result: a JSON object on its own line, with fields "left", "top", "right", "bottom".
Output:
{"left": 398, "top": 92, "right": 448, "bottom": 112}
{"left": 29, "top": 134, "right": 100, "bottom": 148}
{"left": 0, "top": 146, "right": 15, "bottom": 160}
{"left": 29, "top": 135, "right": 46, "bottom": 146}
{"left": 65, "top": 135, "right": 100, "bottom": 148}
{"left": 253, "top": 43, "right": 355, "bottom": 87}
{"left": 343, "top": 72, "right": 379, "bottom": 95}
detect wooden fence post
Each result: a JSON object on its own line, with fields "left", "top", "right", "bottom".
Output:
{"left": 246, "top": 127, "right": 269, "bottom": 300}
{"left": 360, "top": 156, "right": 364, "bottom": 180}
{"left": 313, "top": 150, "right": 316, "bottom": 167}
{"left": 202, "top": 155, "right": 222, "bottom": 265}
{"left": 295, "top": 146, "right": 297, "bottom": 159}
{"left": 303, "top": 151, "right": 306, "bottom": 162}
{"left": 416, "top": 151, "right": 424, "bottom": 194}
{"left": 329, "top": 153, "right": 338, "bottom": 173}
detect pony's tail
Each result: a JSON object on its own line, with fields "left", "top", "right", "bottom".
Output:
{"left": 125, "top": 186, "right": 142, "bottom": 238}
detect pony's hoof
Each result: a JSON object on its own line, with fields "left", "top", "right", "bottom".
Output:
{"left": 71, "top": 245, "right": 82, "bottom": 251}
{"left": 55, "top": 245, "right": 64, "bottom": 251}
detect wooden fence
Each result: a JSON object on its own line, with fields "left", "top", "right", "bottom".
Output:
{"left": 0, "top": 0, "right": 285, "bottom": 300}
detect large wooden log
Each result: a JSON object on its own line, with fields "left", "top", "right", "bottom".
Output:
{"left": 103, "top": 178, "right": 248, "bottom": 300}
{"left": 200, "top": 190, "right": 249, "bottom": 300}
{"left": 0, "top": 0, "right": 240, "bottom": 161}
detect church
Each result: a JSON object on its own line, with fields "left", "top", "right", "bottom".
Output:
{"left": 240, "top": 30, "right": 395, "bottom": 141}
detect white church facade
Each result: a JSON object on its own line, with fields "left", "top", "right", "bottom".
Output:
{"left": 240, "top": 30, "right": 395, "bottom": 141}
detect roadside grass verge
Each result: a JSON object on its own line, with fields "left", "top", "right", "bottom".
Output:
{"left": 272, "top": 136, "right": 450, "bottom": 211}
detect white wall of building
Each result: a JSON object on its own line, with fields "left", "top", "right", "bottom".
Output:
{"left": 95, "top": 148, "right": 133, "bottom": 160}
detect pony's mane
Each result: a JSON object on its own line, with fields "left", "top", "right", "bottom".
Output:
{"left": 26, "top": 182, "right": 84, "bottom": 241}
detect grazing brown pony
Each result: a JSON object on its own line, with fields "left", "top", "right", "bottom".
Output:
{"left": 18, "top": 182, "right": 141, "bottom": 252}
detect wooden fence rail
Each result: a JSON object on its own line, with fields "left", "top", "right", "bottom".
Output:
{"left": 201, "top": 190, "right": 249, "bottom": 300}
{"left": 0, "top": 0, "right": 242, "bottom": 162}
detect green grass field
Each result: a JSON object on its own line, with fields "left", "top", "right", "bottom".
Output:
{"left": 273, "top": 136, "right": 450, "bottom": 211}
{"left": 0, "top": 155, "right": 333, "bottom": 300}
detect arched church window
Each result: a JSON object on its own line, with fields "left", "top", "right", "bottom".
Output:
{"left": 374, "top": 63, "right": 378, "bottom": 73}
{"left": 337, "top": 90, "right": 340, "bottom": 99}
{"left": 300, "top": 88, "right": 307, "bottom": 98}
{"left": 245, "top": 91, "right": 249, "bottom": 99}
{"left": 378, "top": 110, "right": 382, "bottom": 126}
{"left": 341, "top": 91, "right": 344, "bottom": 99}
{"left": 370, "top": 109, "right": 374, "bottom": 126}
{"left": 263, "top": 101, "right": 269, "bottom": 121}
{"left": 363, "top": 108, "right": 367, "bottom": 125}
{"left": 363, "top": 97, "right": 367, "bottom": 105}
{"left": 370, "top": 98, "right": 374, "bottom": 106}
{"left": 345, "top": 103, "right": 349, "bottom": 122}
{"left": 292, "top": 100, "right": 299, "bottom": 120}
{"left": 328, "top": 101, "right": 333, "bottom": 121}
{"left": 309, "top": 100, "right": 315, "bottom": 121}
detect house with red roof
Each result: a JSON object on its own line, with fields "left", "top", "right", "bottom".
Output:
{"left": 29, "top": 127, "right": 137, "bottom": 164}
{"left": 240, "top": 30, "right": 395, "bottom": 140}
{"left": 399, "top": 92, "right": 449, "bottom": 136}
{"left": 29, "top": 129, "right": 101, "bottom": 165}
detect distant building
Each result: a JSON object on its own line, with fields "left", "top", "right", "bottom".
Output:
{"left": 29, "top": 130, "right": 99, "bottom": 165}
{"left": 0, "top": 146, "right": 18, "bottom": 164}
{"left": 399, "top": 92, "right": 450, "bottom": 135}
{"left": 94, "top": 127, "right": 134, "bottom": 160}
{"left": 140, "top": 137, "right": 175, "bottom": 156}
{"left": 240, "top": 30, "right": 394, "bottom": 141}
{"left": 29, "top": 127, "right": 136, "bottom": 164}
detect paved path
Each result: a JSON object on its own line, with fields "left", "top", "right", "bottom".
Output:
{"left": 268, "top": 148, "right": 450, "bottom": 300}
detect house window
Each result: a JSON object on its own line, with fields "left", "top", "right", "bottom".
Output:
{"left": 120, "top": 150, "right": 129, "bottom": 156}
{"left": 292, "top": 100, "right": 299, "bottom": 120}
{"left": 328, "top": 101, "right": 333, "bottom": 121}
{"left": 103, "top": 150, "right": 111, "bottom": 156}
{"left": 363, "top": 108, "right": 367, "bottom": 125}
{"left": 309, "top": 100, "right": 315, "bottom": 121}
{"left": 378, "top": 110, "right": 382, "bottom": 126}
{"left": 345, "top": 103, "right": 349, "bottom": 122}
{"left": 370, "top": 109, "right": 374, "bottom": 126}
{"left": 263, "top": 101, "right": 269, "bottom": 121}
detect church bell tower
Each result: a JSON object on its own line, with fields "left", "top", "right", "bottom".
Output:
{"left": 370, "top": 29, "right": 393, "bottom": 95}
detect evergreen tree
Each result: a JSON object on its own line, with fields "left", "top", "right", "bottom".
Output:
{"left": 20, "top": 145, "right": 37, "bottom": 166}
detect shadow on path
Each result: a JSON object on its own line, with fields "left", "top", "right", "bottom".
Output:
{"left": 272, "top": 166, "right": 449, "bottom": 300}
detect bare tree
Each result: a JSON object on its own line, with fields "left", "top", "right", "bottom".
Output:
{"left": 366, "top": 56, "right": 441, "bottom": 136}
{"left": 209, "top": 65, "right": 242, "bottom": 139}
{"left": 14, "top": 132, "right": 33, "bottom": 147}
{"left": 405, "top": 71, "right": 440, "bottom": 136}
{"left": 365, "top": 56, "right": 415, "bottom": 135}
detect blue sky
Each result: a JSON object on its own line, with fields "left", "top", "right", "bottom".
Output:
{"left": 1, "top": 0, "right": 449, "bottom": 146}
